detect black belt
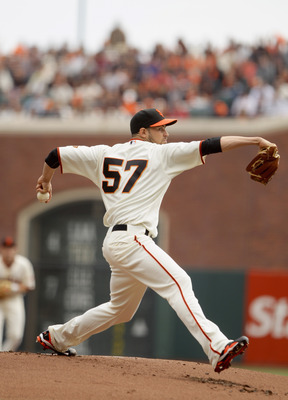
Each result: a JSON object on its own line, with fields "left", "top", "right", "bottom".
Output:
{"left": 112, "top": 224, "right": 150, "bottom": 236}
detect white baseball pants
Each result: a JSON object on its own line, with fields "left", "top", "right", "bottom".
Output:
{"left": 49, "top": 225, "right": 229, "bottom": 368}
{"left": 0, "top": 296, "right": 25, "bottom": 351}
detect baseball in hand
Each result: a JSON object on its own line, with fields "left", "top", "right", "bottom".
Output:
{"left": 37, "top": 191, "right": 50, "bottom": 202}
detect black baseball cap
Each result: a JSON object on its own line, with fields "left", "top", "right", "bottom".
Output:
{"left": 130, "top": 108, "right": 177, "bottom": 134}
{"left": 1, "top": 236, "right": 16, "bottom": 247}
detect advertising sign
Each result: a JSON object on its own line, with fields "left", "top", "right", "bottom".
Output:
{"left": 244, "top": 270, "right": 288, "bottom": 365}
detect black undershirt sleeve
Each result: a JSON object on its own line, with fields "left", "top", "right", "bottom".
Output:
{"left": 201, "top": 137, "right": 222, "bottom": 156}
{"left": 45, "top": 148, "right": 60, "bottom": 168}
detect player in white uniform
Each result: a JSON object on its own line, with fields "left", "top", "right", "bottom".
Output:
{"left": 0, "top": 237, "right": 35, "bottom": 351}
{"left": 36, "top": 108, "right": 277, "bottom": 372}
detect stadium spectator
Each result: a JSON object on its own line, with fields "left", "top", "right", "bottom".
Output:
{"left": 0, "top": 28, "right": 288, "bottom": 119}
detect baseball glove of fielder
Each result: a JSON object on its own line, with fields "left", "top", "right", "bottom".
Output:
{"left": 246, "top": 146, "right": 280, "bottom": 185}
{"left": 0, "top": 280, "right": 13, "bottom": 299}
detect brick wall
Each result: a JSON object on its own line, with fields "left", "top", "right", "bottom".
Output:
{"left": 1, "top": 122, "right": 287, "bottom": 270}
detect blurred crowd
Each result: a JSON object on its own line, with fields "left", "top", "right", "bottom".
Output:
{"left": 1, "top": 27, "right": 288, "bottom": 120}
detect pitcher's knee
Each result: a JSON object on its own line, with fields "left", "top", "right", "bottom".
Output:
{"left": 110, "top": 304, "right": 136, "bottom": 324}
{"left": 162, "top": 272, "right": 194, "bottom": 305}
{"left": 173, "top": 271, "right": 192, "bottom": 292}
{"left": 115, "top": 309, "right": 136, "bottom": 324}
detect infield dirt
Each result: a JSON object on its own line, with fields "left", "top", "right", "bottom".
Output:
{"left": 0, "top": 352, "right": 287, "bottom": 399}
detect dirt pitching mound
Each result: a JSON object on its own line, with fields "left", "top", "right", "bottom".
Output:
{"left": 0, "top": 352, "right": 287, "bottom": 400}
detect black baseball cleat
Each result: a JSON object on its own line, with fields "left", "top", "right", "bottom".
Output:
{"left": 36, "top": 330, "right": 77, "bottom": 356}
{"left": 214, "top": 336, "right": 249, "bottom": 373}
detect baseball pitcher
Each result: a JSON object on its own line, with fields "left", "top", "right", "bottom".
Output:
{"left": 36, "top": 108, "right": 279, "bottom": 371}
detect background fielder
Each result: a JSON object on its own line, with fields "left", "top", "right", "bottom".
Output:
{"left": 0, "top": 237, "right": 35, "bottom": 351}
{"left": 36, "top": 108, "right": 277, "bottom": 372}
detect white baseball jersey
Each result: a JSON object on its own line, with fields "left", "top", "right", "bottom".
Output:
{"left": 0, "top": 254, "right": 35, "bottom": 290}
{"left": 58, "top": 139, "right": 204, "bottom": 237}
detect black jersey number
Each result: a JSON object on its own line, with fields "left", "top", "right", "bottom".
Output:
{"left": 102, "top": 158, "right": 147, "bottom": 193}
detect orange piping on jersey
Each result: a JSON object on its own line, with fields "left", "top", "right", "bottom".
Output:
{"left": 134, "top": 235, "right": 220, "bottom": 356}
{"left": 129, "top": 138, "right": 145, "bottom": 143}
{"left": 199, "top": 141, "right": 205, "bottom": 164}
{"left": 57, "top": 147, "right": 63, "bottom": 174}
